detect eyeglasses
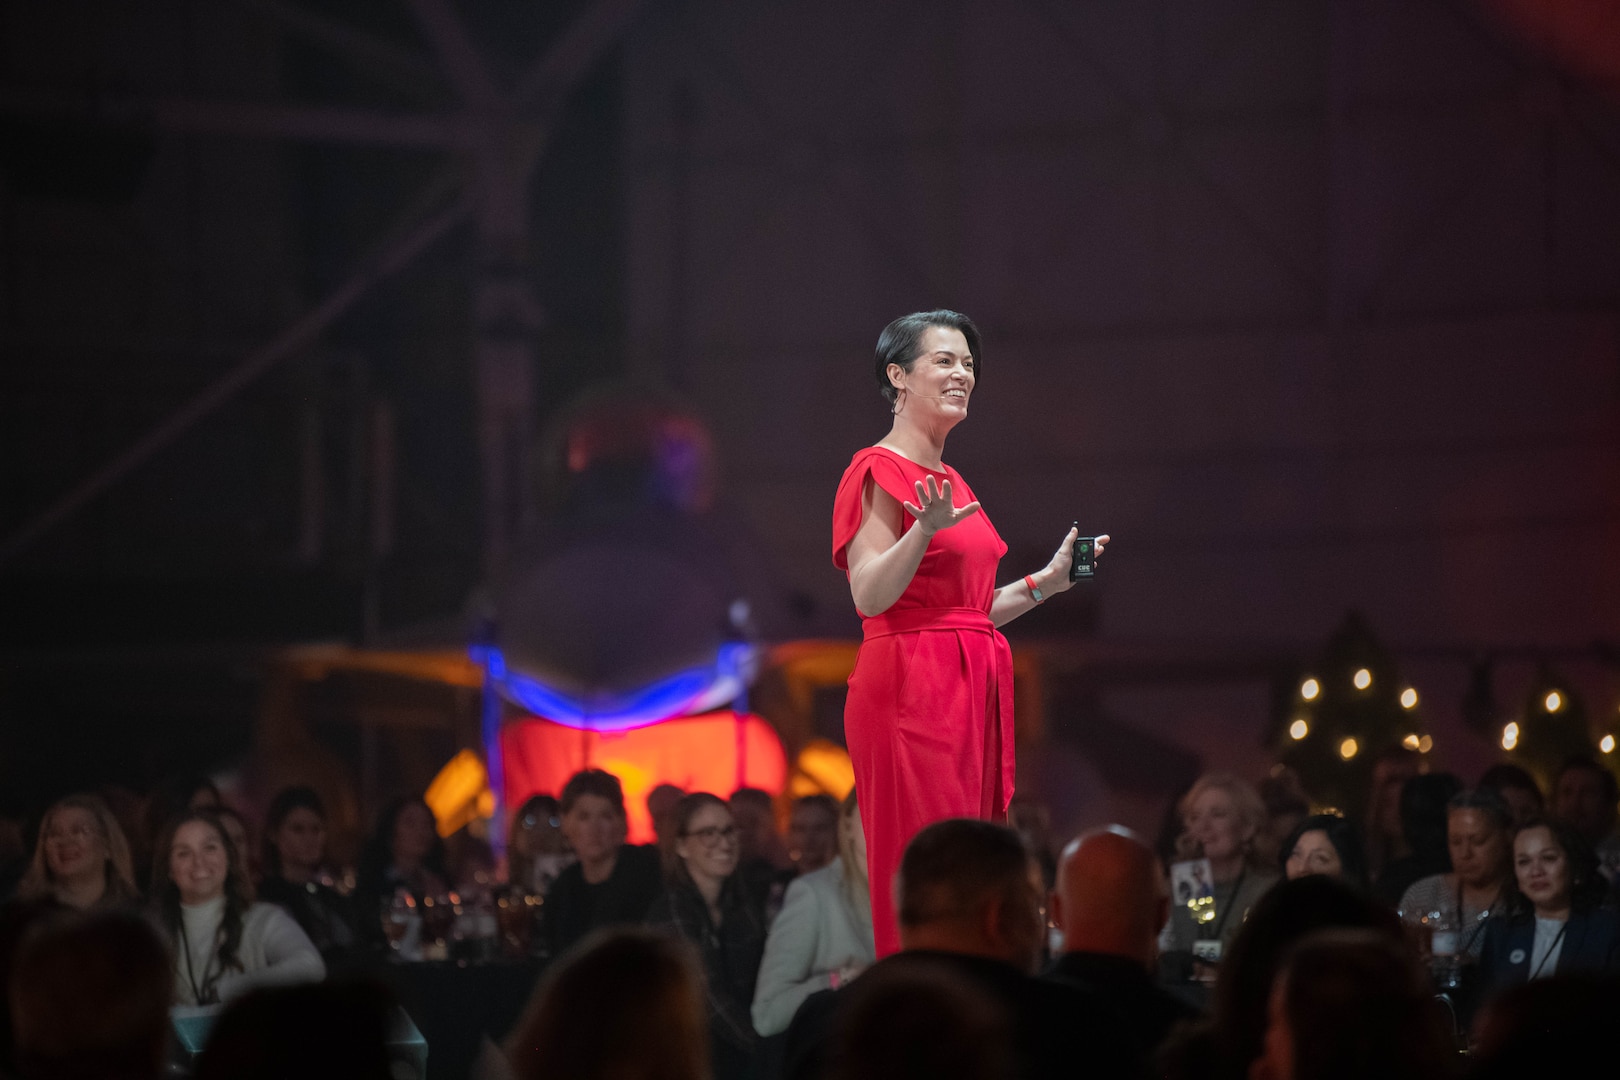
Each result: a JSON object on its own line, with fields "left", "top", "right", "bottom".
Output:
{"left": 683, "top": 825, "right": 739, "bottom": 848}
{"left": 43, "top": 824, "right": 101, "bottom": 845}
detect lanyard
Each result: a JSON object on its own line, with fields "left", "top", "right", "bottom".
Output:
{"left": 180, "top": 920, "right": 219, "bottom": 1005}
{"left": 1530, "top": 921, "right": 1568, "bottom": 979}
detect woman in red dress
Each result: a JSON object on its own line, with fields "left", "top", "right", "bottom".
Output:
{"left": 832, "top": 310, "right": 1109, "bottom": 956}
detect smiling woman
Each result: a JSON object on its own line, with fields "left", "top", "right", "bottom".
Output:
{"left": 16, "top": 793, "right": 138, "bottom": 911}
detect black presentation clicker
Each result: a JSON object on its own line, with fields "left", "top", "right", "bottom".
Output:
{"left": 1069, "top": 521, "right": 1096, "bottom": 582}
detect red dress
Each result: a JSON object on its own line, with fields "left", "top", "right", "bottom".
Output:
{"left": 831, "top": 446, "right": 1015, "bottom": 956}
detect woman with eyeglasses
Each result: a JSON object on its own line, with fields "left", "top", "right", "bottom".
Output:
{"left": 648, "top": 792, "right": 767, "bottom": 1080}
{"left": 16, "top": 794, "right": 139, "bottom": 911}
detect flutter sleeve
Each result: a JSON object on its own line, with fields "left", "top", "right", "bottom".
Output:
{"left": 831, "top": 449, "right": 916, "bottom": 572}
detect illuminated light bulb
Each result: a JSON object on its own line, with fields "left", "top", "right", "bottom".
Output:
{"left": 1402, "top": 734, "right": 1420, "bottom": 751}
{"left": 1301, "top": 678, "right": 1320, "bottom": 701}
{"left": 1418, "top": 735, "right": 1434, "bottom": 754}
{"left": 1353, "top": 669, "right": 1372, "bottom": 691}
{"left": 1400, "top": 688, "right": 1419, "bottom": 710}
{"left": 1339, "top": 737, "right": 1360, "bottom": 760}
{"left": 1289, "top": 719, "right": 1309, "bottom": 741}
{"left": 1545, "top": 691, "right": 1563, "bottom": 713}
{"left": 1602, "top": 735, "right": 1616, "bottom": 755}
{"left": 1502, "top": 722, "right": 1520, "bottom": 751}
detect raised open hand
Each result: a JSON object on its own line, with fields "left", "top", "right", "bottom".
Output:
{"left": 903, "top": 475, "right": 981, "bottom": 536}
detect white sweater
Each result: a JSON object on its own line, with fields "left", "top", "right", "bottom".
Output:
{"left": 174, "top": 895, "right": 326, "bottom": 1006}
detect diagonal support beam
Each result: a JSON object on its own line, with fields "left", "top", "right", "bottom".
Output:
{"left": 405, "top": 0, "right": 503, "bottom": 109}
{"left": 512, "top": 0, "right": 651, "bottom": 109}
{"left": 237, "top": 0, "right": 444, "bottom": 99}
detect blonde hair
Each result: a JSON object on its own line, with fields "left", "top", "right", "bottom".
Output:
{"left": 837, "top": 788, "right": 869, "bottom": 912}
{"left": 17, "top": 794, "right": 139, "bottom": 905}
{"left": 1175, "top": 772, "right": 1267, "bottom": 867}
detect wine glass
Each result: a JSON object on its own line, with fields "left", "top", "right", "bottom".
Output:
{"left": 382, "top": 890, "right": 416, "bottom": 954}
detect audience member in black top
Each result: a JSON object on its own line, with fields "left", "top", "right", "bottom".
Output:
{"left": 1478, "top": 763, "right": 1544, "bottom": 827}
{"left": 1044, "top": 826, "right": 1199, "bottom": 1059}
{"left": 14, "top": 794, "right": 140, "bottom": 912}
{"left": 1372, "top": 772, "right": 1461, "bottom": 906}
{"left": 1249, "top": 929, "right": 1456, "bottom": 1080}
{"left": 1478, "top": 818, "right": 1620, "bottom": 991}
{"left": 1278, "top": 814, "right": 1368, "bottom": 891}
{"left": 256, "top": 786, "right": 360, "bottom": 964}
{"left": 1363, "top": 747, "right": 1420, "bottom": 883}
{"left": 505, "top": 928, "right": 709, "bottom": 1080}
{"left": 1160, "top": 874, "right": 1405, "bottom": 1080}
{"left": 353, "top": 798, "right": 451, "bottom": 944}
{"left": 784, "top": 818, "right": 1139, "bottom": 1080}
{"left": 647, "top": 792, "right": 767, "bottom": 1080}
{"left": 541, "top": 770, "right": 662, "bottom": 959}
{"left": 1551, "top": 755, "right": 1620, "bottom": 882}
{"left": 508, "top": 794, "right": 574, "bottom": 896}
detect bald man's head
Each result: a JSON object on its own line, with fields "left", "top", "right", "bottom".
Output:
{"left": 1051, "top": 826, "right": 1167, "bottom": 969}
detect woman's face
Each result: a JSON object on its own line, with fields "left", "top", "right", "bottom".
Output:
{"left": 892, "top": 326, "right": 975, "bottom": 424}
{"left": 676, "top": 803, "right": 740, "bottom": 884}
{"left": 512, "top": 803, "right": 566, "bottom": 859}
{"left": 169, "top": 820, "right": 229, "bottom": 905}
{"left": 562, "top": 794, "right": 623, "bottom": 865}
{"left": 1185, "top": 787, "right": 1246, "bottom": 863}
{"left": 1284, "top": 829, "right": 1343, "bottom": 881}
{"left": 391, "top": 803, "right": 436, "bottom": 865}
{"left": 42, "top": 806, "right": 107, "bottom": 884}
{"left": 273, "top": 807, "right": 326, "bottom": 871}
{"left": 1448, "top": 808, "right": 1509, "bottom": 889}
{"left": 1513, "top": 826, "right": 1572, "bottom": 913}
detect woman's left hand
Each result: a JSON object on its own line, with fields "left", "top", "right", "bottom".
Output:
{"left": 1043, "top": 527, "right": 1110, "bottom": 594}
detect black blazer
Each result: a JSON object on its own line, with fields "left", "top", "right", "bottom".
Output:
{"left": 1478, "top": 907, "right": 1620, "bottom": 991}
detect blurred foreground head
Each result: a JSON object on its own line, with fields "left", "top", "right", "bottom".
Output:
{"left": 829, "top": 962, "right": 1012, "bottom": 1080}
{"left": 193, "top": 982, "right": 396, "bottom": 1080}
{"left": 895, "top": 819, "right": 1044, "bottom": 972}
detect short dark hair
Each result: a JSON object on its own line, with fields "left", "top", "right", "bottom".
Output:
{"left": 1555, "top": 755, "right": 1620, "bottom": 804}
{"left": 874, "top": 311, "right": 982, "bottom": 405}
{"left": 261, "top": 786, "right": 326, "bottom": 878}
{"left": 1504, "top": 818, "right": 1607, "bottom": 914}
{"left": 560, "top": 770, "right": 626, "bottom": 817}
{"left": 1399, "top": 772, "right": 1463, "bottom": 860}
{"left": 1278, "top": 814, "right": 1369, "bottom": 889}
{"left": 1447, "top": 787, "right": 1514, "bottom": 833}
{"left": 896, "top": 819, "right": 1029, "bottom": 928}
{"left": 1479, "top": 763, "right": 1541, "bottom": 800}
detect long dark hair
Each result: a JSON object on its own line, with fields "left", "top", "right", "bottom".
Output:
{"left": 1278, "top": 813, "right": 1369, "bottom": 891}
{"left": 260, "top": 786, "right": 326, "bottom": 879}
{"left": 1503, "top": 818, "right": 1606, "bottom": 916}
{"left": 356, "top": 797, "right": 448, "bottom": 898}
{"left": 151, "top": 810, "right": 254, "bottom": 976}
{"left": 668, "top": 792, "right": 731, "bottom": 885}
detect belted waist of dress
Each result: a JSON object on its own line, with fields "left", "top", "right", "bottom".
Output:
{"left": 862, "top": 606, "right": 996, "bottom": 640}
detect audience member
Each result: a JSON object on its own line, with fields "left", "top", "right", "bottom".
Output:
{"left": 1478, "top": 818, "right": 1620, "bottom": 991}
{"left": 783, "top": 818, "right": 1138, "bottom": 1080}
{"left": 1160, "top": 874, "right": 1405, "bottom": 1080}
{"left": 505, "top": 928, "right": 709, "bottom": 1080}
{"left": 648, "top": 784, "right": 687, "bottom": 857}
{"left": 827, "top": 963, "right": 1013, "bottom": 1080}
{"left": 1362, "top": 748, "right": 1420, "bottom": 885}
{"left": 753, "top": 790, "right": 875, "bottom": 1037}
{"left": 192, "top": 982, "right": 397, "bottom": 1080}
{"left": 1478, "top": 763, "right": 1543, "bottom": 826}
{"left": 256, "top": 787, "right": 360, "bottom": 964}
{"left": 1045, "top": 826, "right": 1199, "bottom": 1058}
{"left": 508, "top": 794, "right": 573, "bottom": 896}
{"left": 1372, "top": 771, "right": 1460, "bottom": 906}
{"left": 647, "top": 793, "right": 766, "bottom": 1080}
{"left": 1255, "top": 770, "right": 1311, "bottom": 868}
{"left": 1007, "top": 794, "right": 1059, "bottom": 890}
{"left": 541, "top": 770, "right": 662, "bottom": 959}
{"left": 1397, "top": 788, "right": 1513, "bottom": 961}
{"left": 1551, "top": 755, "right": 1620, "bottom": 882}
{"left": 1278, "top": 814, "right": 1367, "bottom": 890}
{"left": 1161, "top": 773, "right": 1279, "bottom": 969}
{"left": 7, "top": 909, "right": 172, "bottom": 1080}
{"left": 787, "top": 795, "right": 840, "bottom": 876}
{"left": 14, "top": 794, "right": 139, "bottom": 911}
{"left": 137, "top": 775, "right": 222, "bottom": 892}
{"left": 1470, "top": 974, "right": 1620, "bottom": 1080}
{"left": 153, "top": 810, "right": 324, "bottom": 1005}
{"left": 215, "top": 806, "right": 259, "bottom": 885}
{"left": 1249, "top": 928, "right": 1456, "bottom": 1080}
{"left": 731, "top": 788, "right": 791, "bottom": 873}
{"left": 354, "top": 797, "right": 451, "bottom": 931}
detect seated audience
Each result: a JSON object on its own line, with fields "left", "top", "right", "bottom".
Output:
{"left": 354, "top": 797, "right": 451, "bottom": 929}
{"left": 1470, "top": 974, "right": 1620, "bottom": 1080}
{"left": 828, "top": 963, "right": 1012, "bottom": 1080}
{"left": 1045, "top": 825, "right": 1200, "bottom": 1058}
{"left": 1363, "top": 748, "right": 1421, "bottom": 883}
{"left": 1161, "top": 772, "right": 1279, "bottom": 970}
{"left": 193, "top": 982, "right": 398, "bottom": 1080}
{"left": 14, "top": 794, "right": 139, "bottom": 911}
{"left": 256, "top": 786, "right": 360, "bottom": 963}
{"left": 1008, "top": 794, "right": 1058, "bottom": 890}
{"left": 541, "top": 770, "right": 662, "bottom": 958}
{"left": 215, "top": 806, "right": 259, "bottom": 885}
{"left": 1478, "top": 763, "right": 1544, "bottom": 826}
{"left": 1249, "top": 929, "right": 1456, "bottom": 1080}
{"left": 153, "top": 810, "right": 324, "bottom": 1005}
{"left": 1159, "top": 874, "right": 1405, "bottom": 1080}
{"left": 1551, "top": 755, "right": 1620, "bottom": 882}
{"left": 1256, "top": 770, "right": 1311, "bottom": 868}
{"left": 508, "top": 794, "right": 574, "bottom": 895}
{"left": 7, "top": 909, "right": 173, "bottom": 1080}
{"left": 1279, "top": 814, "right": 1368, "bottom": 890}
{"left": 787, "top": 795, "right": 840, "bottom": 876}
{"left": 731, "top": 787, "right": 791, "bottom": 874}
{"left": 647, "top": 784, "right": 687, "bottom": 862}
{"left": 648, "top": 793, "right": 767, "bottom": 1080}
{"left": 1478, "top": 819, "right": 1620, "bottom": 990}
{"left": 753, "top": 790, "right": 875, "bottom": 1037}
{"left": 1372, "top": 771, "right": 1461, "bottom": 906}
{"left": 505, "top": 928, "right": 708, "bottom": 1080}
{"left": 784, "top": 818, "right": 1138, "bottom": 1080}
{"left": 1397, "top": 788, "right": 1513, "bottom": 960}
